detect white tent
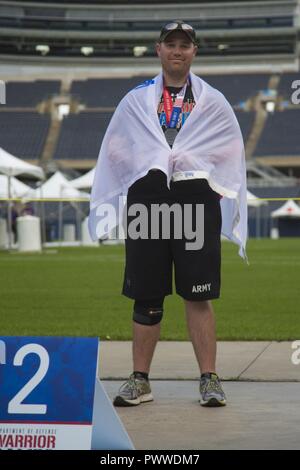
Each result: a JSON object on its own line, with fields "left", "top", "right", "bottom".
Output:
{"left": 23, "top": 171, "right": 89, "bottom": 243}
{"left": 0, "top": 175, "right": 31, "bottom": 198}
{"left": 271, "top": 199, "right": 300, "bottom": 218}
{"left": 0, "top": 147, "right": 44, "bottom": 248}
{"left": 70, "top": 168, "right": 95, "bottom": 190}
{"left": 24, "top": 171, "right": 89, "bottom": 200}
{"left": 247, "top": 189, "right": 268, "bottom": 238}
{"left": 0, "top": 147, "right": 44, "bottom": 179}
{"left": 247, "top": 190, "right": 266, "bottom": 208}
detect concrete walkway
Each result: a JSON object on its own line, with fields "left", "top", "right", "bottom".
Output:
{"left": 99, "top": 341, "right": 300, "bottom": 381}
{"left": 103, "top": 380, "right": 300, "bottom": 450}
{"left": 98, "top": 341, "right": 300, "bottom": 450}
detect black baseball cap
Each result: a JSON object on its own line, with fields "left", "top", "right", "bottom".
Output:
{"left": 158, "top": 20, "right": 197, "bottom": 45}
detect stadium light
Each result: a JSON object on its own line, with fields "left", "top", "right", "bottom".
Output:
{"left": 81, "top": 47, "right": 94, "bottom": 56}
{"left": 218, "top": 44, "right": 229, "bottom": 51}
{"left": 57, "top": 104, "right": 70, "bottom": 120}
{"left": 35, "top": 45, "right": 50, "bottom": 56}
{"left": 133, "top": 46, "right": 148, "bottom": 57}
{"left": 266, "top": 101, "right": 275, "bottom": 113}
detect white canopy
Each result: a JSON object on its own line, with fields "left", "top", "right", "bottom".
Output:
{"left": 0, "top": 147, "right": 44, "bottom": 179}
{"left": 24, "top": 171, "right": 90, "bottom": 200}
{"left": 70, "top": 168, "right": 95, "bottom": 190}
{"left": 0, "top": 175, "right": 31, "bottom": 198}
{"left": 271, "top": 199, "right": 300, "bottom": 218}
{"left": 247, "top": 190, "right": 266, "bottom": 208}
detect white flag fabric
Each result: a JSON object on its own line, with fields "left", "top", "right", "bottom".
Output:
{"left": 89, "top": 72, "right": 248, "bottom": 259}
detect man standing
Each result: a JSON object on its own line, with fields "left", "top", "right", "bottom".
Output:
{"left": 89, "top": 21, "right": 247, "bottom": 408}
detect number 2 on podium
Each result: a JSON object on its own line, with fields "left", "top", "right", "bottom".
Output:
{"left": 0, "top": 341, "right": 49, "bottom": 415}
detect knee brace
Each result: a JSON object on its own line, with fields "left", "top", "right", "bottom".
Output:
{"left": 133, "top": 298, "right": 164, "bottom": 326}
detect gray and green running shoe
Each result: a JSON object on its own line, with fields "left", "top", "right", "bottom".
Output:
{"left": 113, "top": 373, "right": 153, "bottom": 407}
{"left": 199, "top": 372, "right": 227, "bottom": 407}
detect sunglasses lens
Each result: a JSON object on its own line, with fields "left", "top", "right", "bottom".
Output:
{"left": 160, "top": 21, "right": 195, "bottom": 41}
{"left": 164, "top": 22, "right": 179, "bottom": 31}
{"left": 182, "top": 24, "right": 194, "bottom": 31}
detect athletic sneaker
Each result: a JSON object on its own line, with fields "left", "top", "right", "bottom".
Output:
{"left": 113, "top": 373, "right": 154, "bottom": 407}
{"left": 199, "top": 372, "right": 227, "bottom": 407}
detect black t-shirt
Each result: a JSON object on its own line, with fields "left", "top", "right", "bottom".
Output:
{"left": 157, "top": 84, "right": 195, "bottom": 147}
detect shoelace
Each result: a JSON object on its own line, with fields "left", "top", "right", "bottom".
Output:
{"left": 202, "top": 378, "right": 223, "bottom": 394}
{"left": 121, "top": 375, "right": 137, "bottom": 392}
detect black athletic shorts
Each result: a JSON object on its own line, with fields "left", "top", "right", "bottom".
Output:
{"left": 122, "top": 170, "right": 222, "bottom": 301}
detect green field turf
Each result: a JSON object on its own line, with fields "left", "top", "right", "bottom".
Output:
{"left": 0, "top": 239, "right": 299, "bottom": 340}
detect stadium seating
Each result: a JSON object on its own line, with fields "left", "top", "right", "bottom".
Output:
{"left": 54, "top": 111, "right": 113, "bottom": 159}
{"left": 202, "top": 74, "right": 270, "bottom": 106}
{"left": 255, "top": 109, "right": 300, "bottom": 157}
{"left": 53, "top": 109, "right": 255, "bottom": 161}
{"left": 1, "top": 73, "right": 299, "bottom": 169}
{"left": 0, "top": 112, "right": 50, "bottom": 158}
{"left": 5, "top": 80, "right": 61, "bottom": 107}
{"left": 70, "top": 77, "right": 146, "bottom": 107}
{"left": 277, "top": 73, "right": 300, "bottom": 102}
{"left": 70, "top": 74, "right": 270, "bottom": 108}
{"left": 234, "top": 110, "right": 255, "bottom": 142}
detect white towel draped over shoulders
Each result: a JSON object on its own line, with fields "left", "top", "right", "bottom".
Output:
{"left": 89, "top": 71, "right": 248, "bottom": 259}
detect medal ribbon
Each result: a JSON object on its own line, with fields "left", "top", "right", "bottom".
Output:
{"left": 163, "top": 76, "right": 189, "bottom": 128}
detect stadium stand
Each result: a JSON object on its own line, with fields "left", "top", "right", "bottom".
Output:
{"left": 52, "top": 106, "right": 255, "bottom": 162}
{"left": 54, "top": 112, "right": 113, "bottom": 160}
{"left": 0, "top": 111, "right": 50, "bottom": 159}
{"left": 0, "top": 71, "right": 296, "bottom": 171}
{"left": 255, "top": 109, "right": 300, "bottom": 157}
{"left": 202, "top": 74, "right": 270, "bottom": 106}
{"left": 0, "top": 0, "right": 296, "bottom": 58}
{"left": 70, "top": 74, "right": 270, "bottom": 108}
{"left": 277, "top": 72, "right": 300, "bottom": 102}
{"left": 234, "top": 110, "right": 256, "bottom": 142}
{"left": 70, "top": 77, "right": 145, "bottom": 108}
{"left": 5, "top": 80, "right": 61, "bottom": 107}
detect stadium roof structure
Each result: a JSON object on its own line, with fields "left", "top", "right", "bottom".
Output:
{"left": 271, "top": 199, "right": 300, "bottom": 218}
{"left": 0, "top": 0, "right": 298, "bottom": 66}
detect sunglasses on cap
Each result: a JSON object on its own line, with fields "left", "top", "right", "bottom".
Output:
{"left": 159, "top": 21, "right": 197, "bottom": 44}
{"left": 163, "top": 22, "right": 194, "bottom": 32}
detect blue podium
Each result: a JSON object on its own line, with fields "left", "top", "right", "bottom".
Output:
{"left": 0, "top": 336, "right": 134, "bottom": 450}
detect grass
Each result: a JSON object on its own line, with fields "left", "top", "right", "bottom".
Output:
{"left": 0, "top": 239, "right": 299, "bottom": 340}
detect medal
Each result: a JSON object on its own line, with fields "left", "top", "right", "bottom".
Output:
{"left": 162, "top": 75, "right": 190, "bottom": 147}
{"left": 164, "top": 127, "right": 178, "bottom": 147}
